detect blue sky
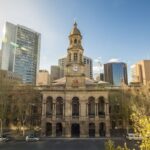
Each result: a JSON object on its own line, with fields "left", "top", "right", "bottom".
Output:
{"left": 0, "top": 0, "right": 150, "bottom": 80}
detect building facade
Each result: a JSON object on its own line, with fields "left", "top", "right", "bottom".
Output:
{"left": 0, "top": 22, "right": 41, "bottom": 84}
{"left": 36, "top": 70, "right": 50, "bottom": 86}
{"left": 41, "top": 23, "right": 110, "bottom": 138}
{"left": 104, "top": 62, "right": 128, "bottom": 86}
{"left": 0, "top": 69, "right": 22, "bottom": 84}
{"left": 131, "top": 60, "right": 150, "bottom": 85}
{"left": 50, "top": 65, "right": 60, "bottom": 82}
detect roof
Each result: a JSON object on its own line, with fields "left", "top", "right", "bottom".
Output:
{"left": 70, "top": 22, "right": 81, "bottom": 36}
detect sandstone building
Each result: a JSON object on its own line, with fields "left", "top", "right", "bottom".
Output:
{"left": 41, "top": 23, "right": 110, "bottom": 137}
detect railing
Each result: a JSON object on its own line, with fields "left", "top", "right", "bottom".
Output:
{"left": 98, "top": 112, "right": 105, "bottom": 118}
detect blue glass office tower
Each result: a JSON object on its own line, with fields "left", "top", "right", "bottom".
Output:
{"left": 0, "top": 22, "right": 41, "bottom": 84}
{"left": 104, "top": 62, "right": 128, "bottom": 86}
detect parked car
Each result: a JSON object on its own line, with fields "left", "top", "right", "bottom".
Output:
{"left": 126, "top": 133, "right": 142, "bottom": 140}
{"left": 25, "top": 134, "right": 40, "bottom": 142}
{"left": 0, "top": 135, "right": 9, "bottom": 142}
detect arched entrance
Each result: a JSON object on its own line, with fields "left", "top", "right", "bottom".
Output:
{"left": 89, "top": 123, "right": 95, "bottom": 137}
{"left": 46, "top": 123, "right": 52, "bottom": 136}
{"left": 99, "top": 122, "right": 106, "bottom": 137}
{"left": 71, "top": 123, "right": 80, "bottom": 137}
{"left": 56, "top": 123, "right": 62, "bottom": 137}
{"left": 98, "top": 97, "right": 105, "bottom": 117}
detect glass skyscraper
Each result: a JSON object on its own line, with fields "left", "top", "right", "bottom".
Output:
{"left": 0, "top": 22, "right": 41, "bottom": 84}
{"left": 104, "top": 62, "right": 128, "bottom": 86}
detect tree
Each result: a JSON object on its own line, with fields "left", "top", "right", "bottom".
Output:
{"left": 0, "top": 72, "right": 18, "bottom": 135}
{"left": 11, "top": 85, "right": 41, "bottom": 136}
{"left": 130, "top": 82, "right": 150, "bottom": 150}
{"left": 105, "top": 139, "right": 130, "bottom": 150}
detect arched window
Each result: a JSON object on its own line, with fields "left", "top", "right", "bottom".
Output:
{"left": 88, "top": 97, "right": 95, "bottom": 116}
{"left": 80, "top": 53, "right": 82, "bottom": 63}
{"left": 74, "top": 39, "right": 77, "bottom": 44}
{"left": 98, "top": 97, "right": 105, "bottom": 117}
{"left": 56, "top": 97, "right": 63, "bottom": 117}
{"left": 46, "top": 96, "right": 53, "bottom": 116}
{"left": 72, "top": 97, "right": 79, "bottom": 117}
{"left": 74, "top": 53, "right": 78, "bottom": 62}
{"left": 69, "top": 53, "right": 71, "bottom": 62}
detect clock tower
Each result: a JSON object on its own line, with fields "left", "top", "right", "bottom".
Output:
{"left": 66, "top": 22, "right": 85, "bottom": 88}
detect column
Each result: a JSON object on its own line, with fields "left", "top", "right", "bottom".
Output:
{"left": 65, "top": 122, "right": 71, "bottom": 137}
{"left": 80, "top": 121, "right": 88, "bottom": 138}
{"left": 52, "top": 103, "right": 56, "bottom": 120}
{"left": 41, "top": 98, "right": 46, "bottom": 136}
{"left": 52, "top": 123, "right": 56, "bottom": 137}
{"left": 95, "top": 123, "right": 99, "bottom": 137}
{"left": 105, "top": 101, "right": 110, "bottom": 137}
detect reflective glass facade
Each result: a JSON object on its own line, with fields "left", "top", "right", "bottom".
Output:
{"left": 104, "top": 62, "right": 128, "bottom": 86}
{"left": 0, "top": 22, "right": 41, "bottom": 84}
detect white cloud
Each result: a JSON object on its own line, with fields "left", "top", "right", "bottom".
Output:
{"left": 108, "top": 58, "right": 120, "bottom": 63}
{"left": 130, "top": 64, "right": 136, "bottom": 69}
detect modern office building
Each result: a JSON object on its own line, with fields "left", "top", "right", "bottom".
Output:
{"left": 0, "top": 22, "right": 41, "bottom": 84}
{"left": 104, "top": 62, "right": 128, "bottom": 86}
{"left": 36, "top": 70, "right": 49, "bottom": 86}
{"left": 84, "top": 56, "right": 93, "bottom": 79}
{"left": 58, "top": 56, "right": 93, "bottom": 79}
{"left": 58, "top": 57, "right": 67, "bottom": 78}
{"left": 131, "top": 60, "right": 150, "bottom": 85}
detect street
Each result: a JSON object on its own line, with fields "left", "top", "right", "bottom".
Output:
{"left": 0, "top": 138, "right": 140, "bottom": 150}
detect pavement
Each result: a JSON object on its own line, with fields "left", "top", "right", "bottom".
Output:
{"left": 0, "top": 137, "right": 140, "bottom": 150}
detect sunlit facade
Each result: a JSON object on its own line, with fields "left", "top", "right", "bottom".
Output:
{"left": 41, "top": 23, "right": 110, "bottom": 138}
{"left": 0, "top": 22, "right": 41, "bottom": 84}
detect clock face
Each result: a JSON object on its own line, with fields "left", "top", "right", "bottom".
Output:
{"left": 73, "top": 65, "right": 78, "bottom": 72}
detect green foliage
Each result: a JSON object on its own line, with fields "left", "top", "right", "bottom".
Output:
{"left": 105, "top": 140, "right": 115, "bottom": 150}
{"left": 130, "top": 83, "right": 150, "bottom": 150}
{"left": 105, "top": 140, "right": 130, "bottom": 150}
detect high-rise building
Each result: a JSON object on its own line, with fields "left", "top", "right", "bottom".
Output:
{"left": 58, "top": 57, "right": 67, "bottom": 78}
{"left": 104, "top": 62, "right": 128, "bottom": 86}
{"left": 58, "top": 56, "right": 93, "bottom": 79}
{"left": 36, "top": 70, "right": 49, "bottom": 86}
{"left": 0, "top": 22, "right": 41, "bottom": 84}
{"left": 83, "top": 56, "right": 93, "bottom": 79}
{"left": 131, "top": 60, "right": 150, "bottom": 85}
{"left": 50, "top": 65, "right": 60, "bottom": 81}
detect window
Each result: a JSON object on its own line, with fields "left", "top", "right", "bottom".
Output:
{"left": 72, "top": 97, "right": 79, "bottom": 116}
{"left": 69, "top": 53, "right": 71, "bottom": 62}
{"left": 74, "top": 39, "right": 77, "bottom": 44}
{"left": 74, "top": 53, "right": 78, "bottom": 62}
{"left": 80, "top": 54, "right": 82, "bottom": 63}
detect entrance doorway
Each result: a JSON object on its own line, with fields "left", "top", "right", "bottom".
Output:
{"left": 99, "top": 122, "right": 106, "bottom": 137}
{"left": 71, "top": 123, "right": 80, "bottom": 137}
{"left": 56, "top": 123, "right": 62, "bottom": 137}
{"left": 46, "top": 123, "right": 52, "bottom": 136}
{"left": 89, "top": 123, "right": 95, "bottom": 137}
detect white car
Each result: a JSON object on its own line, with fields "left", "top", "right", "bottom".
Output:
{"left": 25, "top": 135, "right": 40, "bottom": 142}
{"left": 0, "top": 135, "right": 9, "bottom": 142}
{"left": 126, "top": 133, "right": 142, "bottom": 140}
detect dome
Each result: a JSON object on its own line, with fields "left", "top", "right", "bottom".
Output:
{"left": 70, "top": 22, "right": 81, "bottom": 36}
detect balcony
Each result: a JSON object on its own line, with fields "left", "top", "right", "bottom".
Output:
{"left": 98, "top": 111, "right": 105, "bottom": 118}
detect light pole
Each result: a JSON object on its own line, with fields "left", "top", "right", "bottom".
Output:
{"left": 0, "top": 118, "right": 2, "bottom": 135}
